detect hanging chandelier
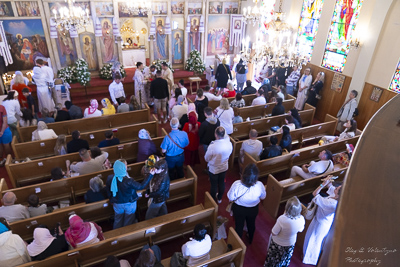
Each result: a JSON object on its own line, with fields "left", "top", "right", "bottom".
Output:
{"left": 52, "top": 0, "right": 90, "bottom": 31}
{"left": 243, "top": 0, "right": 275, "bottom": 26}
{"left": 125, "top": 0, "right": 152, "bottom": 14}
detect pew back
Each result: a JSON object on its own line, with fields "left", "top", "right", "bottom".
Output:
{"left": 6, "top": 136, "right": 164, "bottom": 188}
{"left": 17, "top": 107, "right": 152, "bottom": 142}
{"left": 238, "top": 98, "right": 295, "bottom": 120}
{"left": 208, "top": 94, "right": 257, "bottom": 110}
{"left": 12, "top": 120, "right": 160, "bottom": 160}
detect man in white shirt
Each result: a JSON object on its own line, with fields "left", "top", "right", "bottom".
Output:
{"left": 109, "top": 73, "right": 126, "bottom": 106}
{"left": 240, "top": 129, "right": 263, "bottom": 164}
{"left": 205, "top": 126, "right": 233, "bottom": 203}
{"left": 36, "top": 59, "right": 54, "bottom": 84}
{"left": 202, "top": 85, "right": 222, "bottom": 102}
{"left": 171, "top": 95, "right": 188, "bottom": 120}
{"left": 290, "top": 150, "right": 334, "bottom": 179}
{"left": 0, "top": 192, "right": 30, "bottom": 223}
{"left": 178, "top": 79, "right": 188, "bottom": 98}
{"left": 68, "top": 148, "right": 109, "bottom": 175}
{"left": 251, "top": 88, "right": 267, "bottom": 106}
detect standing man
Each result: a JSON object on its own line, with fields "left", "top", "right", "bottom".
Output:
{"left": 285, "top": 65, "right": 301, "bottom": 96}
{"left": 205, "top": 126, "right": 233, "bottom": 203}
{"left": 143, "top": 65, "right": 157, "bottom": 108}
{"left": 150, "top": 71, "right": 169, "bottom": 124}
{"left": 161, "top": 118, "right": 189, "bottom": 180}
{"left": 337, "top": 90, "right": 358, "bottom": 132}
{"left": 35, "top": 59, "right": 55, "bottom": 104}
{"left": 161, "top": 62, "right": 174, "bottom": 97}
{"left": 109, "top": 72, "right": 126, "bottom": 106}
{"left": 178, "top": 79, "right": 188, "bottom": 98}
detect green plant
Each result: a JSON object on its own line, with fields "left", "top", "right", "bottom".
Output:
{"left": 185, "top": 50, "right": 205, "bottom": 74}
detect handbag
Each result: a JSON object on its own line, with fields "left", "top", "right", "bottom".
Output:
{"left": 302, "top": 198, "right": 317, "bottom": 220}
{"left": 226, "top": 188, "right": 249, "bottom": 216}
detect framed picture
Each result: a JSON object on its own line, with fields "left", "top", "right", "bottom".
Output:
{"left": 209, "top": 2, "right": 223, "bottom": 14}
{"left": 188, "top": 2, "right": 202, "bottom": 14}
{"left": 370, "top": 87, "right": 383, "bottom": 102}
{"left": 331, "top": 72, "right": 345, "bottom": 93}
{"left": 95, "top": 2, "right": 114, "bottom": 16}
{"left": 50, "top": 2, "right": 91, "bottom": 15}
{"left": 0, "top": 2, "right": 14, "bottom": 17}
{"left": 223, "top": 2, "right": 238, "bottom": 14}
{"left": 171, "top": 1, "right": 184, "bottom": 14}
{"left": 118, "top": 2, "right": 148, "bottom": 17}
{"left": 15, "top": 1, "right": 40, "bottom": 16}
{"left": 152, "top": 2, "right": 167, "bottom": 15}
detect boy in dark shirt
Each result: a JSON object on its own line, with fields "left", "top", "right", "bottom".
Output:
{"left": 98, "top": 130, "right": 120, "bottom": 148}
{"left": 67, "top": 130, "right": 89, "bottom": 153}
{"left": 22, "top": 87, "right": 38, "bottom": 118}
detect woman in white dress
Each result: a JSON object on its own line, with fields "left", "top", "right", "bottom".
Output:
{"left": 133, "top": 62, "right": 148, "bottom": 109}
{"left": 294, "top": 68, "right": 312, "bottom": 110}
{"left": 32, "top": 66, "right": 55, "bottom": 112}
{"left": 303, "top": 175, "right": 342, "bottom": 265}
{"left": 215, "top": 98, "right": 234, "bottom": 135}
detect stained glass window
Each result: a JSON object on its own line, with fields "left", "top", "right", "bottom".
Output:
{"left": 295, "top": 0, "right": 324, "bottom": 62}
{"left": 389, "top": 60, "right": 400, "bottom": 93}
{"left": 322, "top": 0, "right": 364, "bottom": 72}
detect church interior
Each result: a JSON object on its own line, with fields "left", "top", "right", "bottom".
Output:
{"left": 0, "top": 0, "right": 399, "bottom": 266}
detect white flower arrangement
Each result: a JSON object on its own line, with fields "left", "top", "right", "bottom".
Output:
{"left": 57, "top": 58, "right": 92, "bottom": 86}
{"left": 153, "top": 60, "right": 174, "bottom": 73}
{"left": 185, "top": 50, "right": 205, "bottom": 74}
{"left": 99, "top": 63, "right": 127, "bottom": 80}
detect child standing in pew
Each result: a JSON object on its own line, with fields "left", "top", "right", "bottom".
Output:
{"left": 27, "top": 194, "right": 48, "bottom": 217}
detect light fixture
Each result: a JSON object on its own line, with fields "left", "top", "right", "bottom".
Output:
{"left": 243, "top": 0, "right": 276, "bottom": 26}
{"left": 52, "top": 0, "right": 90, "bottom": 31}
{"left": 125, "top": 0, "right": 152, "bottom": 15}
{"left": 349, "top": 38, "right": 361, "bottom": 49}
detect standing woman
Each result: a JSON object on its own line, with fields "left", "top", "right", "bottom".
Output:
{"left": 2, "top": 91, "right": 22, "bottom": 139}
{"left": 294, "top": 68, "right": 312, "bottom": 110}
{"left": 235, "top": 59, "right": 248, "bottom": 92}
{"left": 337, "top": 90, "right": 358, "bottom": 131}
{"left": 264, "top": 196, "right": 305, "bottom": 267}
{"left": 215, "top": 98, "right": 234, "bottom": 135}
{"left": 227, "top": 164, "right": 266, "bottom": 244}
{"left": 303, "top": 176, "right": 342, "bottom": 265}
{"left": 306, "top": 72, "right": 325, "bottom": 107}
{"left": 134, "top": 62, "right": 148, "bottom": 108}
{"left": 11, "top": 72, "right": 31, "bottom": 108}
{"left": 183, "top": 112, "right": 201, "bottom": 166}
{"left": 194, "top": 88, "right": 208, "bottom": 123}
{"left": 32, "top": 65, "right": 55, "bottom": 112}
{"left": 145, "top": 159, "right": 170, "bottom": 220}
{"left": 215, "top": 58, "right": 232, "bottom": 92}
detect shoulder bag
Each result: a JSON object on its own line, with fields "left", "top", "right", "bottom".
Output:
{"left": 222, "top": 64, "right": 231, "bottom": 80}
{"left": 167, "top": 133, "right": 184, "bottom": 150}
{"left": 226, "top": 188, "right": 249, "bottom": 216}
{"left": 302, "top": 198, "right": 318, "bottom": 220}
{"left": 311, "top": 160, "right": 332, "bottom": 176}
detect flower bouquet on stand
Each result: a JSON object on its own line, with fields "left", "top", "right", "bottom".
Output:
{"left": 57, "top": 66, "right": 76, "bottom": 84}
{"left": 99, "top": 63, "right": 127, "bottom": 80}
{"left": 185, "top": 49, "right": 205, "bottom": 75}
{"left": 75, "top": 58, "right": 91, "bottom": 86}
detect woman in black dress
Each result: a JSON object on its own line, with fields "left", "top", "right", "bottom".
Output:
{"left": 215, "top": 58, "right": 232, "bottom": 91}
{"left": 306, "top": 71, "right": 325, "bottom": 107}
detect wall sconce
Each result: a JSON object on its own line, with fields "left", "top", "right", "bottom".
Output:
{"left": 350, "top": 38, "right": 361, "bottom": 50}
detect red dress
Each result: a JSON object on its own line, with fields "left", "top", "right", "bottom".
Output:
{"left": 183, "top": 121, "right": 201, "bottom": 166}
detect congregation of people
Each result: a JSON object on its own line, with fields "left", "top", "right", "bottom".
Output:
{"left": 0, "top": 55, "right": 360, "bottom": 267}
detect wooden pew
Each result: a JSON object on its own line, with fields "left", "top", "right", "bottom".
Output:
{"left": 230, "top": 103, "right": 315, "bottom": 141}
{"left": 17, "top": 106, "right": 152, "bottom": 142}
{"left": 12, "top": 120, "right": 160, "bottom": 160}
{"left": 9, "top": 170, "right": 198, "bottom": 241}
{"left": 2, "top": 160, "right": 196, "bottom": 207}
{"left": 161, "top": 227, "right": 246, "bottom": 267}
{"left": 238, "top": 98, "right": 295, "bottom": 121}
{"left": 263, "top": 168, "right": 348, "bottom": 218}
{"left": 0, "top": 178, "right": 7, "bottom": 192}
{"left": 242, "top": 136, "right": 359, "bottom": 178}
{"left": 207, "top": 94, "right": 257, "bottom": 110}
{"left": 17, "top": 192, "right": 217, "bottom": 267}
{"left": 230, "top": 114, "right": 338, "bottom": 166}
{"left": 5, "top": 136, "right": 165, "bottom": 188}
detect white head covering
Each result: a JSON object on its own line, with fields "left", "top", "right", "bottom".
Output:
{"left": 27, "top": 228, "right": 55, "bottom": 256}
{"left": 138, "top": 129, "right": 151, "bottom": 140}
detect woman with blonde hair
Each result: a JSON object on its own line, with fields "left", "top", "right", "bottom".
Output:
{"left": 306, "top": 71, "right": 325, "bottom": 107}
{"left": 54, "top": 134, "right": 67, "bottom": 155}
{"left": 129, "top": 95, "right": 140, "bottom": 111}
{"left": 264, "top": 196, "right": 305, "bottom": 267}
{"left": 32, "top": 121, "right": 58, "bottom": 141}
{"left": 215, "top": 98, "right": 234, "bottom": 134}
{"left": 100, "top": 98, "right": 116, "bottom": 116}
{"left": 223, "top": 81, "right": 236, "bottom": 98}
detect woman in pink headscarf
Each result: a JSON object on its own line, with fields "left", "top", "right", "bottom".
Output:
{"left": 65, "top": 215, "right": 104, "bottom": 249}
{"left": 183, "top": 106, "right": 201, "bottom": 166}
{"left": 84, "top": 99, "right": 102, "bottom": 118}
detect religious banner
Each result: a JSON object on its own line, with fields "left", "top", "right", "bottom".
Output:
{"left": 229, "top": 14, "right": 244, "bottom": 47}
{"left": 331, "top": 72, "right": 345, "bottom": 92}
{"left": 2, "top": 19, "right": 50, "bottom": 71}
{"left": 0, "top": 21, "right": 12, "bottom": 66}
